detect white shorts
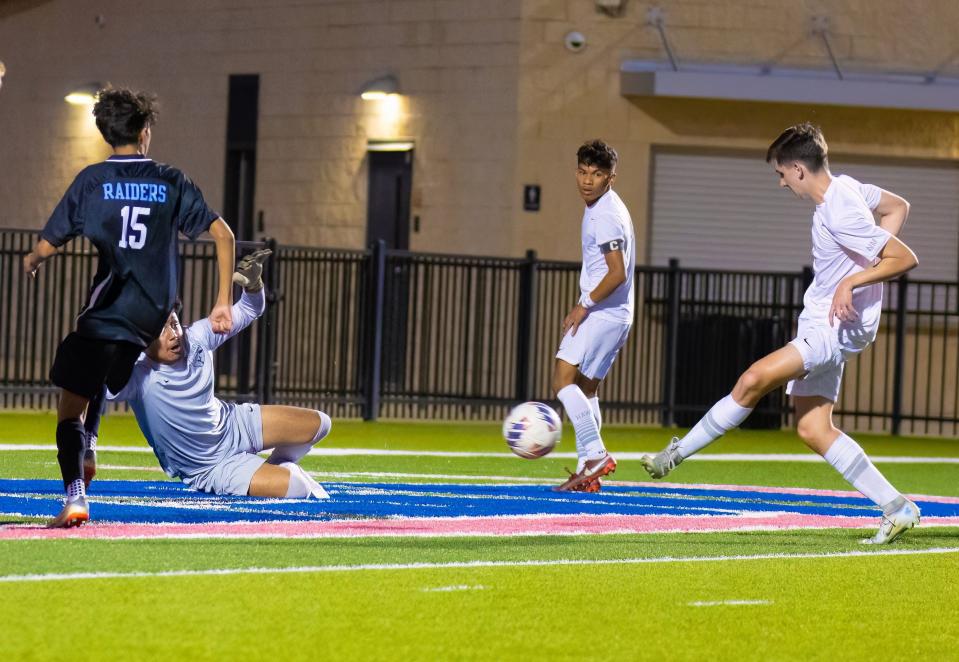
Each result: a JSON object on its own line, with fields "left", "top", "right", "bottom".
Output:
{"left": 786, "top": 317, "right": 875, "bottom": 402}
{"left": 184, "top": 403, "right": 266, "bottom": 496}
{"left": 556, "top": 314, "right": 630, "bottom": 380}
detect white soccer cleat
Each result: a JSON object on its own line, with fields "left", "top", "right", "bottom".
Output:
{"left": 640, "top": 437, "right": 683, "bottom": 479}
{"left": 48, "top": 496, "right": 89, "bottom": 529}
{"left": 306, "top": 479, "right": 330, "bottom": 500}
{"left": 862, "top": 498, "right": 920, "bottom": 545}
{"left": 282, "top": 462, "right": 330, "bottom": 500}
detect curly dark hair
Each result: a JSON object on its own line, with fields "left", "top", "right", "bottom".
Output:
{"left": 766, "top": 122, "right": 828, "bottom": 172}
{"left": 92, "top": 87, "right": 159, "bottom": 147}
{"left": 576, "top": 139, "right": 618, "bottom": 171}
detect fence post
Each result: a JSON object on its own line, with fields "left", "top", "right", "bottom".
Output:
{"left": 891, "top": 274, "right": 908, "bottom": 435}
{"left": 365, "top": 239, "right": 387, "bottom": 421}
{"left": 515, "top": 250, "right": 537, "bottom": 402}
{"left": 257, "top": 237, "right": 279, "bottom": 405}
{"left": 662, "top": 258, "right": 681, "bottom": 427}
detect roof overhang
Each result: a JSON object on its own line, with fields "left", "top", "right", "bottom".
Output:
{"left": 620, "top": 60, "right": 959, "bottom": 112}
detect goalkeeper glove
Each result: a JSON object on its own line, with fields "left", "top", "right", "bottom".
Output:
{"left": 232, "top": 248, "right": 272, "bottom": 293}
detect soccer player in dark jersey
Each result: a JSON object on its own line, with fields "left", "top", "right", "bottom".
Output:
{"left": 22, "top": 87, "right": 236, "bottom": 528}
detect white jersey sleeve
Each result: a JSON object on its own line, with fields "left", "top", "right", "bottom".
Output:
{"left": 858, "top": 182, "right": 882, "bottom": 210}
{"left": 190, "top": 290, "right": 267, "bottom": 352}
{"left": 837, "top": 174, "right": 881, "bottom": 210}
{"left": 592, "top": 211, "right": 626, "bottom": 251}
{"left": 825, "top": 210, "right": 891, "bottom": 262}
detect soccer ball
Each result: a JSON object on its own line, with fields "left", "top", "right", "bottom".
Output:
{"left": 502, "top": 401, "right": 562, "bottom": 459}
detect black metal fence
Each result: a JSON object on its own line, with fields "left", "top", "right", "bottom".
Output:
{"left": 2, "top": 228, "right": 958, "bottom": 435}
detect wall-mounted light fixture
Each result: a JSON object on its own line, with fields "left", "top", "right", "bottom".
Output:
{"left": 367, "top": 140, "right": 414, "bottom": 152}
{"left": 359, "top": 74, "right": 399, "bottom": 100}
{"left": 64, "top": 82, "right": 103, "bottom": 105}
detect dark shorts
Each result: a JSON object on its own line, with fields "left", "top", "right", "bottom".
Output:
{"left": 50, "top": 333, "right": 143, "bottom": 399}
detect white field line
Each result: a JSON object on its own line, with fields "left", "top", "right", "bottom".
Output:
{"left": 10, "top": 523, "right": 959, "bottom": 543}
{"left": 421, "top": 584, "right": 487, "bottom": 593}
{"left": 311, "top": 471, "right": 557, "bottom": 482}
{"left": 88, "top": 466, "right": 558, "bottom": 482}
{"left": 688, "top": 600, "right": 772, "bottom": 607}
{"left": 2, "top": 444, "right": 958, "bottom": 464}
{"left": 1, "top": 546, "right": 957, "bottom": 584}
{"left": 98, "top": 464, "right": 165, "bottom": 473}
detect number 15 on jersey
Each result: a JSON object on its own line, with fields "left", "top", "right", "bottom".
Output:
{"left": 119, "top": 205, "right": 150, "bottom": 249}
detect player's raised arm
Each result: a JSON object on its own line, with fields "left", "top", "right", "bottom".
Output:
{"left": 873, "top": 190, "right": 910, "bottom": 237}
{"left": 206, "top": 218, "right": 236, "bottom": 334}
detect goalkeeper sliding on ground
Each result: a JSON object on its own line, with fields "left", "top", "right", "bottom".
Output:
{"left": 71, "top": 249, "right": 331, "bottom": 525}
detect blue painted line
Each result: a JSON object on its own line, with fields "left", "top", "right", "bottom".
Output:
{"left": 1, "top": 479, "right": 957, "bottom": 524}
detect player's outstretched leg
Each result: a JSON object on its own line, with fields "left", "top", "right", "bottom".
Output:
{"left": 795, "top": 395, "right": 919, "bottom": 544}
{"left": 641, "top": 393, "right": 753, "bottom": 479}
{"left": 642, "top": 345, "right": 804, "bottom": 479}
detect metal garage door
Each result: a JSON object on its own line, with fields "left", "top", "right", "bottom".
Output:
{"left": 650, "top": 150, "right": 959, "bottom": 280}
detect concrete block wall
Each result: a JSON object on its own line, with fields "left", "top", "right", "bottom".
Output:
{"left": 514, "top": 0, "right": 959, "bottom": 262}
{"left": 1, "top": 0, "right": 957, "bottom": 260}
{"left": 0, "top": 0, "right": 522, "bottom": 254}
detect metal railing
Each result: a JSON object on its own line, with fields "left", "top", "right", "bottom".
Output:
{"left": 2, "top": 229, "right": 958, "bottom": 435}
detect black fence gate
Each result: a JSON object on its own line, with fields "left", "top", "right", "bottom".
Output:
{"left": 2, "top": 230, "right": 958, "bottom": 435}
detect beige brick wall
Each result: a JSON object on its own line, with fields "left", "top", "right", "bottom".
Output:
{"left": 515, "top": 0, "right": 959, "bottom": 262}
{"left": 1, "top": 0, "right": 957, "bottom": 259}
{"left": 0, "top": 0, "right": 522, "bottom": 254}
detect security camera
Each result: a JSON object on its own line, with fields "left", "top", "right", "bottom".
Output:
{"left": 564, "top": 31, "right": 587, "bottom": 52}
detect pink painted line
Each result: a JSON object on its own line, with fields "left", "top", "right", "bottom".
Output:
{"left": 3, "top": 513, "right": 958, "bottom": 541}
{"left": 608, "top": 481, "right": 959, "bottom": 505}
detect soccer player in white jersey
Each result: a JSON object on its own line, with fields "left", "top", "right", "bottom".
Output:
{"left": 642, "top": 123, "right": 920, "bottom": 544}
{"left": 105, "top": 249, "right": 332, "bottom": 500}
{"left": 553, "top": 140, "right": 635, "bottom": 492}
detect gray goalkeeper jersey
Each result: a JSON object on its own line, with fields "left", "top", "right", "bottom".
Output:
{"left": 108, "top": 290, "right": 265, "bottom": 479}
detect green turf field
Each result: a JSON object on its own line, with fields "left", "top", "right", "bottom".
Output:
{"left": 1, "top": 412, "right": 958, "bottom": 660}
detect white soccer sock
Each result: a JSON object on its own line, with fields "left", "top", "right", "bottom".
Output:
{"left": 588, "top": 396, "right": 602, "bottom": 433}
{"left": 282, "top": 462, "right": 329, "bottom": 499}
{"left": 823, "top": 433, "right": 900, "bottom": 508}
{"left": 676, "top": 394, "right": 752, "bottom": 459}
{"left": 267, "top": 411, "right": 332, "bottom": 465}
{"left": 66, "top": 478, "right": 85, "bottom": 501}
{"left": 558, "top": 385, "right": 606, "bottom": 465}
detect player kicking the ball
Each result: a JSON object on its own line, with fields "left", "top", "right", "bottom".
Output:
{"left": 98, "top": 249, "right": 332, "bottom": 499}
{"left": 642, "top": 123, "right": 920, "bottom": 544}
{"left": 553, "top": 140, "right": 635, "bottom": 492}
